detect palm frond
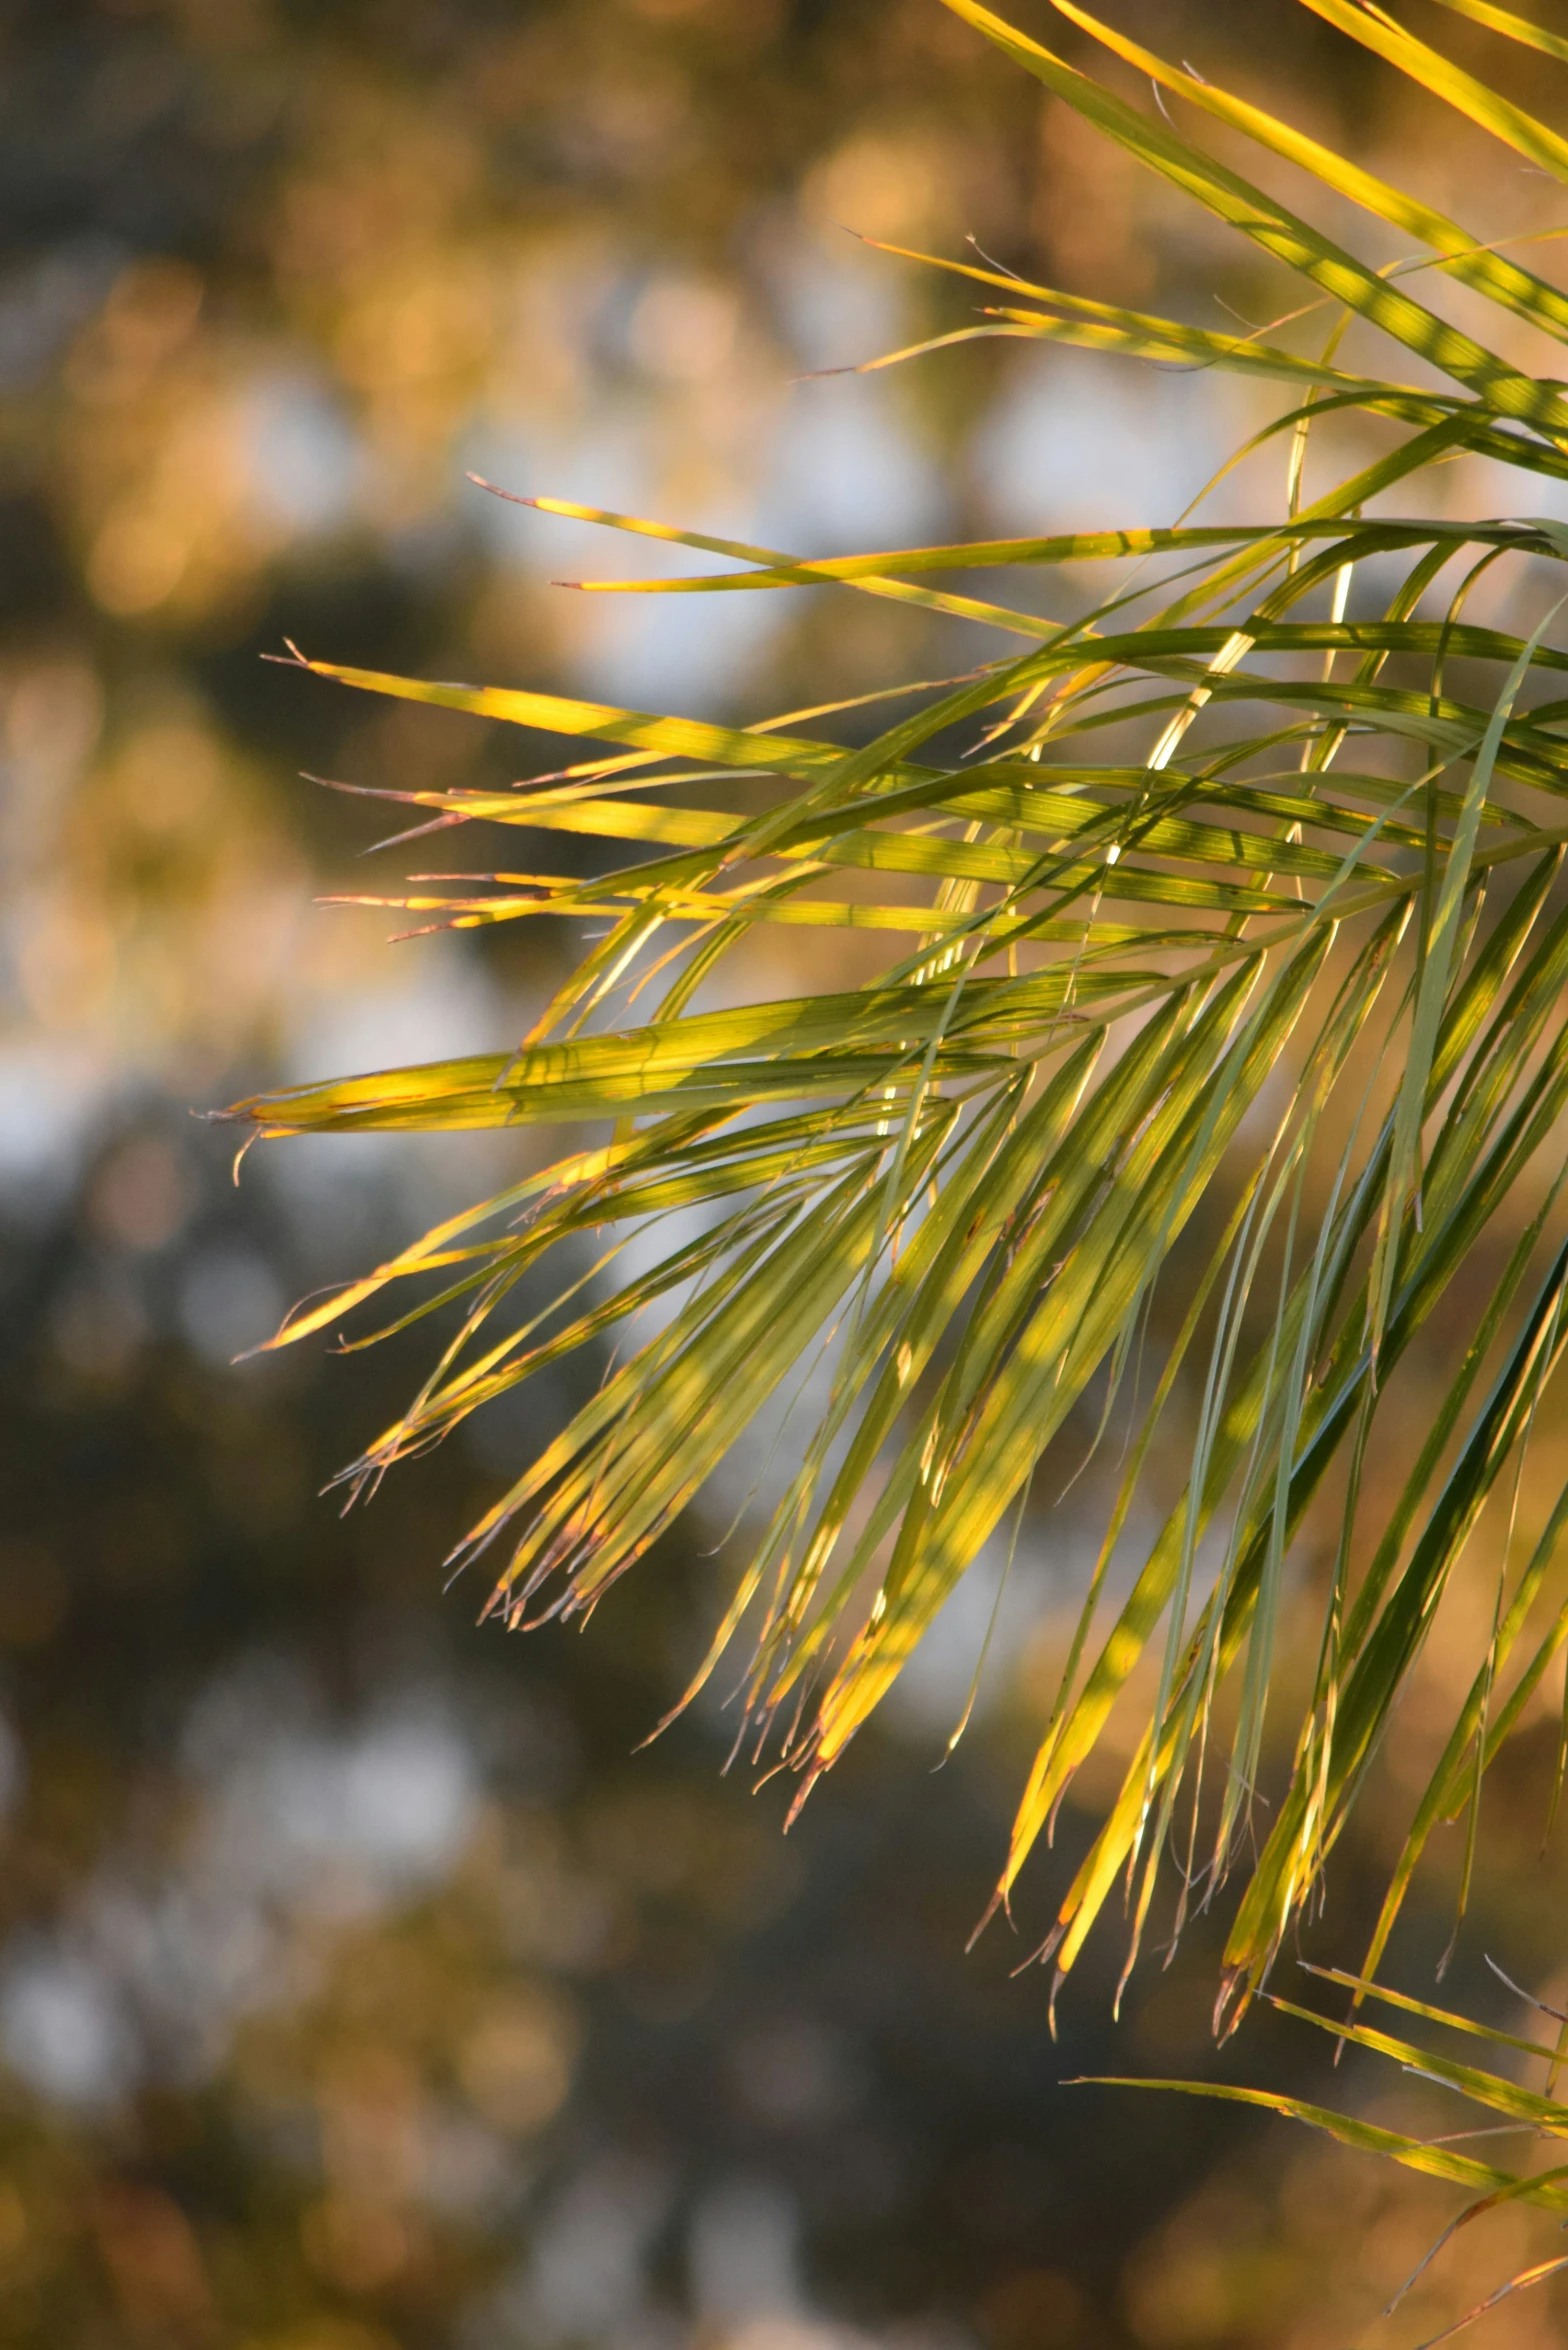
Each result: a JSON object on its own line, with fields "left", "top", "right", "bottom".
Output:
{"left": 226, "top": 0, "right": 1568, "bottom": 2026}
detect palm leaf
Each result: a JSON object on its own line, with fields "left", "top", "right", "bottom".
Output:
{"left": 225, "top": 0, "right": 1568, "bottom": 2029}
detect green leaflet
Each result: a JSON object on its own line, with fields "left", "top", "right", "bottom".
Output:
{"left": 1082, "top": 2078, "right": 1568, "bottom": 2206}
{"left": 227, "top": 969, "right": 1118, "bottom": 1137}
{"left": 524, "top": 491, "right": 1052, "bottom": 638}
{"left": 1313, "top": 1966, "right": 1568, "bottom": 2065}
{"left": 570, "top": 518, "right": 1567, "bottom": 594}
{"left": 1046, "top": 0, "right": 1568, "bottom": 344}
{"left": 938, "top": 0, "right": 1568, "bottom": 429}
{"left": 1431, "top": 0, "right": 1568, "bottom": 61}
{"left": 1302, "top": 0, "right": 1568, "bottom": 182}
{"left": 858, "top": 292, "right": 1429, "bottom": 407}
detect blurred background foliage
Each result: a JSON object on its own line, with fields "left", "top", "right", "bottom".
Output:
{"left": 6, "top": 0, "right": 1568, "bottom": 2345}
